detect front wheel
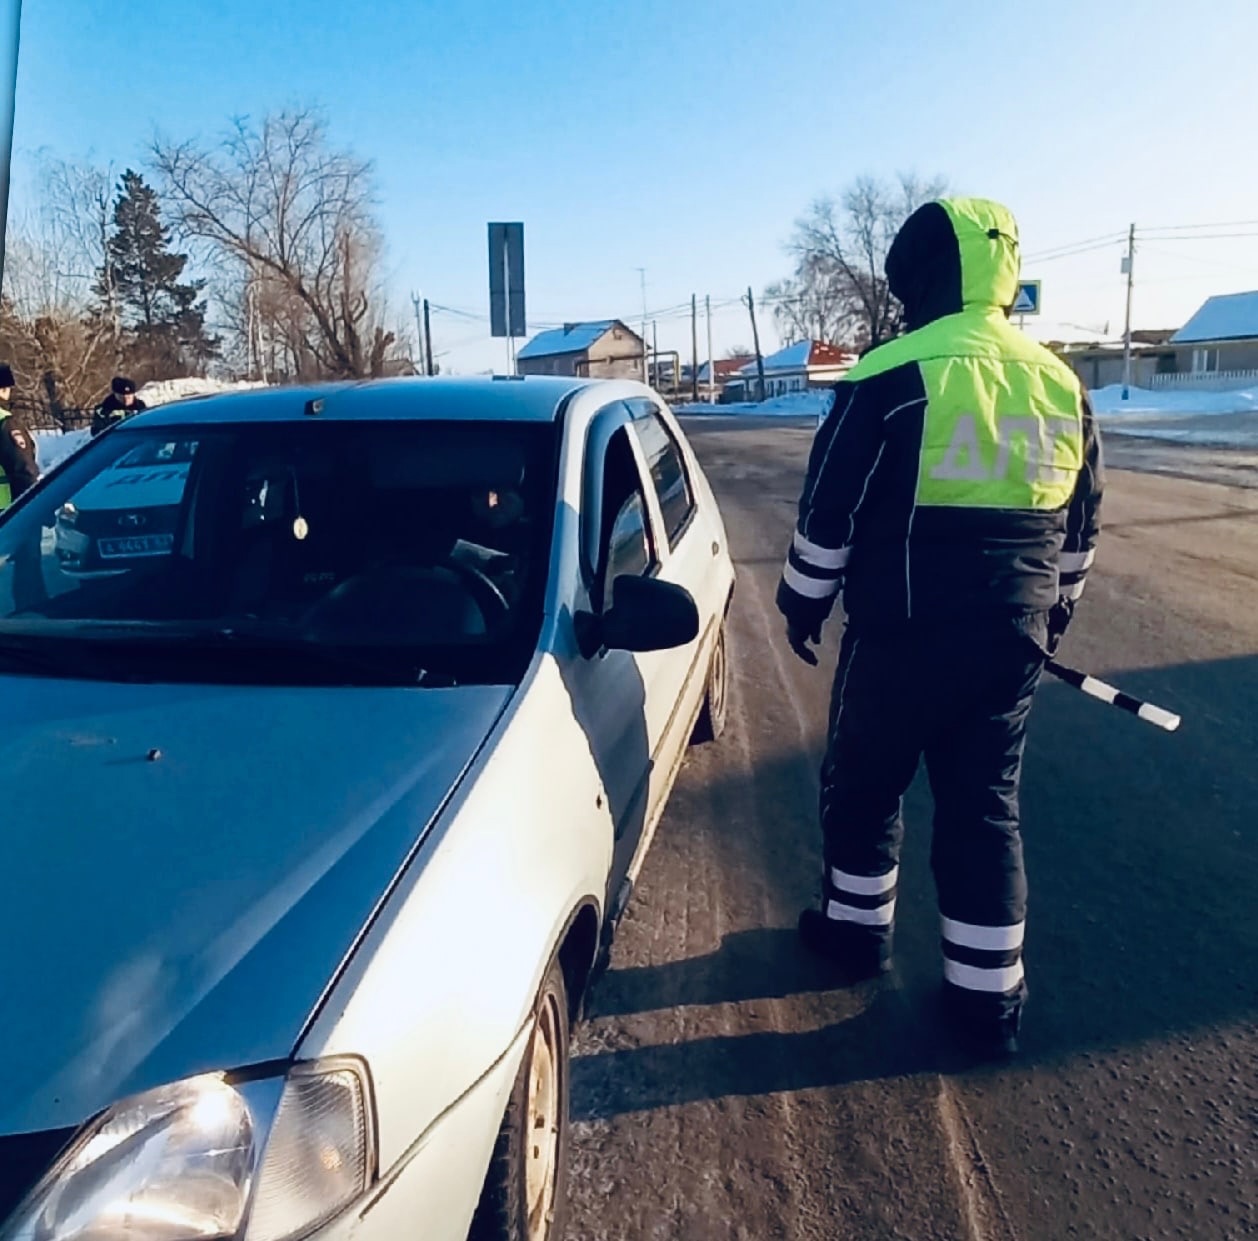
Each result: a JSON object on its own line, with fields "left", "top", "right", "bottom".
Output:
{"left": 468, "top": 959, "right": 571, "bottom": 1241}
{"left": 691, "top": 620, "right": 729, "bottom": 744}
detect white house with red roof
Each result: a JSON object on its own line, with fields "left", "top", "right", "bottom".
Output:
{"left": 725, "top": 340, "right": 857, "bottom": 402}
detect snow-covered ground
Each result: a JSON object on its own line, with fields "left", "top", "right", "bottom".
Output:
{"left": 1091, "top": 383, "right": 1258, "bottom": 417}
{"left": 675, "top": 381, "right": 1258, "bottom": 449}
{"left": 34, "top": 429, "right": 91, "bottom": 472}
{"left": 1091, "top": 383, "right": 1258, "bottom": 446}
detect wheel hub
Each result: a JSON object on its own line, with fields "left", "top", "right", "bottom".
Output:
{"left": 525, "top": 994, "right": 561, "bottom": 1237}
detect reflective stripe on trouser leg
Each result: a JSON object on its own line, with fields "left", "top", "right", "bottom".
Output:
{"left": 825, "top": 864, "right": 899, "bottom": 927}
{"left": 941, "top": 916, "right": 1025, "bottom": 994}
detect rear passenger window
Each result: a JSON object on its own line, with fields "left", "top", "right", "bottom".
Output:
{"left": 633, "top": 412, "right": 695, "bottom": 549}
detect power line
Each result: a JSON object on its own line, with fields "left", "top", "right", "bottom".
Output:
{"left": 1139, "top": 218, "right": 1258, "bottom": 234}
{"left": 1023, "top": 232, "right": 1127, "bottom": 262}
{"left": 1138, "top": 230, "right": 1258, "bottom": 244}
{"left": 1023, "top": 237, "right": 1127, "bottom": 265}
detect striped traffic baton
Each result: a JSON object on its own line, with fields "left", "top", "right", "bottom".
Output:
{"left": 1045, "top": 660, "right": 1181, "bottom": 732}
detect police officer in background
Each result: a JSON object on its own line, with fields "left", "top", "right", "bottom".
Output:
{"left": 776, "top": 197, "right": 1103, "bottom": 1058}
{"left": 0, "top": 364, "right": 41, "bottom": 510}
{"left": 91, "top": 376, "right": 147, "bottom": 437}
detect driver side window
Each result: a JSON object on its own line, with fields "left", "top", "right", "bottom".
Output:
{"left": 596, "top": 427, "right": 657, "bottom": 612}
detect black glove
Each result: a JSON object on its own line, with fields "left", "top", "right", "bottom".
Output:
{"left": 776, "top": 574, "right": 831, "bottom": 666}
{"left": 1046, "top": 597, "right": 1075, "bottom": 657}
{"left": 786, "top": 616, "right": 822, "bottom": 666}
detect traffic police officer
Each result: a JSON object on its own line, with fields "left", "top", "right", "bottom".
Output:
{"left": 0, "top": 364, "right": 41, "bottom": 510}
{"left": 91, "top": 376, "right": 147, "bottom": 437}
{"left": 776, "top": 197, "right": 1104, "bottom": 1056}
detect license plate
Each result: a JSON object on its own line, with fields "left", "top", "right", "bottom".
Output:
{"left": 97, "top": 534, "right": 174, "bottom": 559}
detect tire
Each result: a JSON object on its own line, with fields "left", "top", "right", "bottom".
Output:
{"left": 691, "top": 620, "right": 729, "bottom": 744}
{"left": 468, "top": 958, "right": 571, "bottom": 1241}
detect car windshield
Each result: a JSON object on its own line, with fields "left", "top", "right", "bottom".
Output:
{"left": 0, "top": 417, "right": 558, "bottom": 687}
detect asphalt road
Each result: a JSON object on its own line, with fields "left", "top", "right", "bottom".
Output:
{"left": 564, "top": 418, "right": 1258, "bottom": 1241}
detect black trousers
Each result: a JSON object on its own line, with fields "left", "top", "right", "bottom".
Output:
{"left": 818, "top": 622, "right": 1046, "bottom": 1021}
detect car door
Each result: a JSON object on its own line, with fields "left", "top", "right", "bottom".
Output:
{"left": 562, "top": 402, "right": 666, "bottom": 920}
{"left": 625, "top": 399, "right": 723, "bottom": 814}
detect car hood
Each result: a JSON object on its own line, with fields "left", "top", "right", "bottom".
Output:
{"left": 0, "top": 676, "right": 510, "bottom": 1136}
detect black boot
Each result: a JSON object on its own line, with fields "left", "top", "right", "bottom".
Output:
{"left": 797, "top": 908, "right": 892, "bottom": 982}
{"left": 938, "top": 984, "right": 1023, "bottom": 1061}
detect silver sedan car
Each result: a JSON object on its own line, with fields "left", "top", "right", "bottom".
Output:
{"left": 0, "top": 376, "right": 735, "bottom": 1241}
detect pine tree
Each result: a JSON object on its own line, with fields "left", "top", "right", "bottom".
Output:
{"left": 96, "top": 169, "right": 218, "bottom": 376}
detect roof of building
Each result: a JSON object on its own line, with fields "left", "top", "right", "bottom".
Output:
{"left": 517, "top": 320, "right": 639, "bottom": 361}
{"left": 696, "top": 355, "right": 756, "bottom": 383}
{"left": 1171, "top": 291, "right": 1258, "bottom": 344}
{"left": 736, "top": 340, "right": 857, "bottom": 377}
{"left": 129, "top": 375, "right": 592, "bottom": 427}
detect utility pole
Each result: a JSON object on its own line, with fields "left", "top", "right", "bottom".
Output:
{"left": 747, "top": 287, "right": 766, "bottom": 403}
{"left": 705, "top": 294, "right": 715, "bottom": 404}
{"left": 1121, "top": 222, "right": 1136, "bottom": 401}
{"left": 423, "top": 297, "right": 435, "bottom": 377}
{"left": 411, "top": 292, "right": 426, "bottom": 376}
{"left": 690, "top": 294, "right": 699, "bottom": 402}
{"left": 0, "top": 0, "right": 21, "bottom": 298}
{"left": 637, "top": 267, "right": 648, "bottom": 382}
{"left": 651, "top": 320, "right": 658, "bottom": 388}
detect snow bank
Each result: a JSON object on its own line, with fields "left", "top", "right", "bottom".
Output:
{"left": 136, "top": 377, "right": 268, "bottom": 407}
{"left": 34, "top": 429, "right": 90, "bottom": 472}
{"left": 673, "top": 389, "right": 834, "bottom": 419}
{"left": 1089, "top": 384, "right": 1258, "bottom": 446}
{"left": 1090, "top": 383, "right": 1258, "bottom": 417}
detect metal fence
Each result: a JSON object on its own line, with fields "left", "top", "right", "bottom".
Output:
{"left": 9, "top": 403, "right": 94, "bottom": 432}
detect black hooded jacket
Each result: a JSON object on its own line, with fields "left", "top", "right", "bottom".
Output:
{"left": 776, "top": 197, "right": 1104, "bottom": 647}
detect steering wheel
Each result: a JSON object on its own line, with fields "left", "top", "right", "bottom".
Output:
{"left": 297, "top": 552, "right": 512, "bottom": 644}
{"left": 443, "top": 555, "right": 511, "bottom": 628}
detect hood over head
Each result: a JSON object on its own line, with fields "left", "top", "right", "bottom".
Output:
{"left": 885, "top": 197, "right": 1022, "bottom": 331}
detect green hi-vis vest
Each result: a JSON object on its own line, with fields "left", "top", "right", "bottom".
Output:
{"left": 846, "top": 198, "right": 1086, "bottom": 514}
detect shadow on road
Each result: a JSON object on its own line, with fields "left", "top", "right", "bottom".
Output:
{"left": 588, "top": 927, "right": 844, "bottom": 1018}
{"left": 575, "top": 650, "right": 1258, "bottom": 1120}
{"left": 572, "top": 985, "right": 928, "bottom": 1122}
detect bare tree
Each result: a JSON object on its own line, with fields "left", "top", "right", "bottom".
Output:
{"left": 153, "top": 109, "right": 404, "bottom": 380}
{"left": 765, "top": 250, "right": 858, "bottom": 346}
{"left": 776, "top": 172, "right": 948, "bottom": 349}
{"left": 0, "top": 157, "right": 120, "bottom": 421}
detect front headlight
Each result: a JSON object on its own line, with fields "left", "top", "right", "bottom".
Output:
{"left": 1, "top": 1061, "right": 373, "bottom": 1241}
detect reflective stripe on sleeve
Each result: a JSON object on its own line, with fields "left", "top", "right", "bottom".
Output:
{"left": 782, "top": 561, "right": 842, "bottom": 599}
{"left": 793, "top": 529, "right": 851, "bottom": 571}
{"left": 1059, "top": 549, "right": 1095, "bottom": 574}
{"left": 1061, "top": 579, "right": 1086, "bottom": 600}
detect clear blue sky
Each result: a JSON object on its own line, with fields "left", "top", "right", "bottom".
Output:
{"left": 13, "top": 0, "right": 1258, "bottom": 372}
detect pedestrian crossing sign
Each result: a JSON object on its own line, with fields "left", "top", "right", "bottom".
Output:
{"left": 1012, "top": 281, "right": 1041, "bottom": 315}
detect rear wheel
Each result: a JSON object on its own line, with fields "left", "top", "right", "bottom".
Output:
{"left": 691, "top": 620, "right": 729, "bottom": 744}
{"left": 469, "top": 959, "right": 570, "bottom": 1241}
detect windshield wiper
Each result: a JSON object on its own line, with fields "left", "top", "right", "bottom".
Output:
{"left": 151, "top": 625, "right": 454, "bottom": 687}
{"left": 0, "top": 622, "right": 460, "bottom": 687}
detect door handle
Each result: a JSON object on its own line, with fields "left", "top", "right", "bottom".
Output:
{"left": 711, "top": 541, "right": 720, "bottom": 557}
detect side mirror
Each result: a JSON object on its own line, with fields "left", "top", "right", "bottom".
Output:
{"left": 575, "top": 574, "right": 700, "bottom": 657}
